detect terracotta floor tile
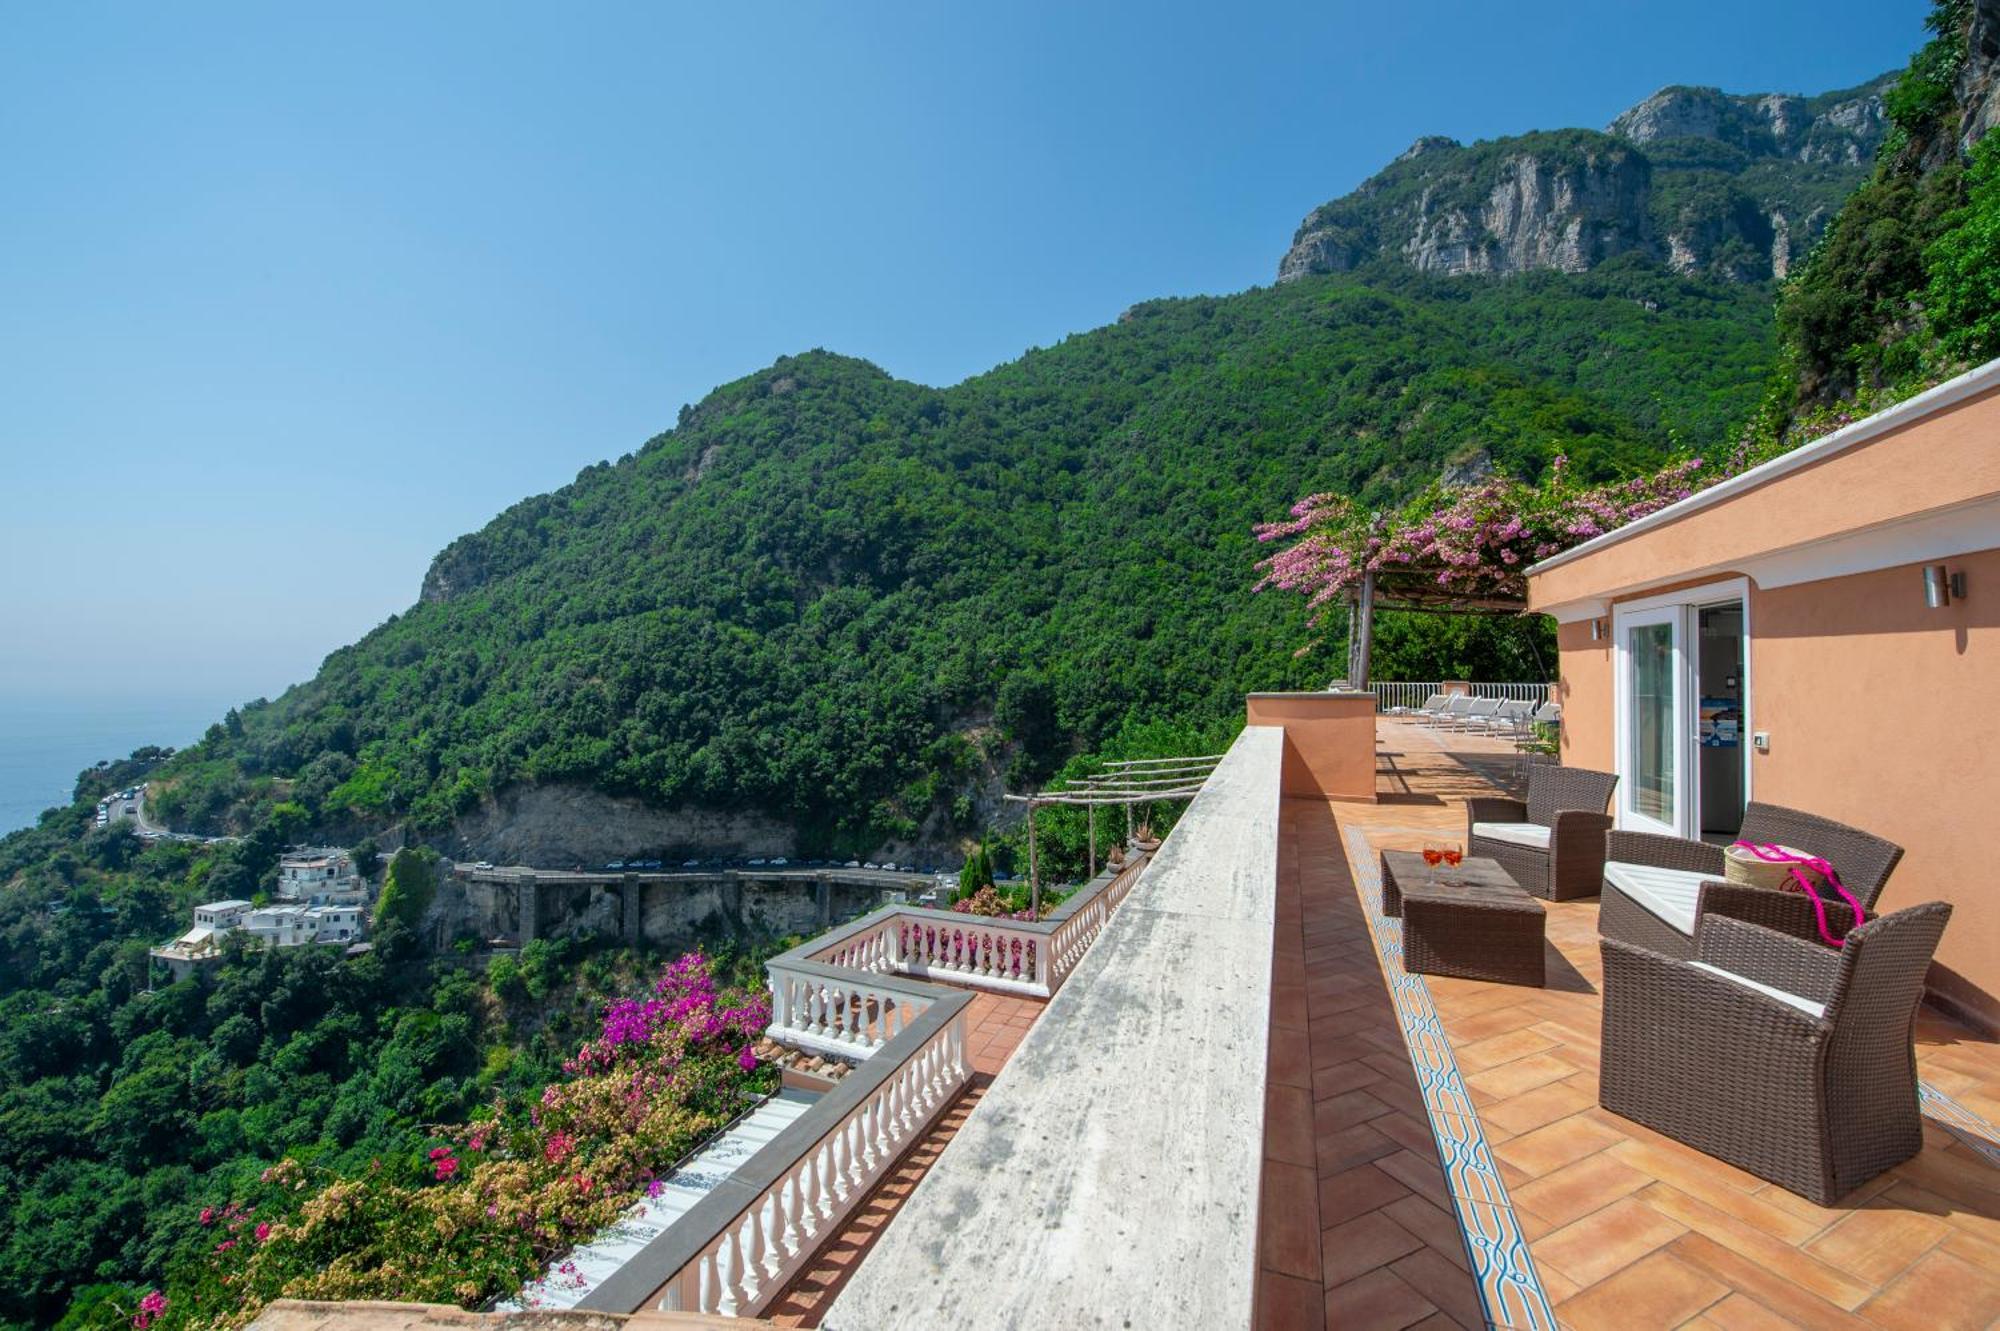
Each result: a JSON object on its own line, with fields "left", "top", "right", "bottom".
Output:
{"left": 1438, "top": 1004, "right": 1546, "bottom": 1044}
{"left": 1802, "top": 1198, "right": 1952, "bottom": 1287}
{"left": 1601, "top": 1140, "right": 1824, "bottom": 1245}
{"left": 1528, "top": 1194, "right": 1685, "bottom": 1288}
{"left": 1686, "top": 1292, "right": 1804, "bottom": 1331}
{"left": 1404, "top": 1315, "right": 1468, "bottom": 1331}
{"left": 1270, "top": 1032, "right": 1315, "bottom": 1089}
{"left": 1941, "top": 1226, "right": 2000, "bottom": 1273}
{"left": 1322, "top": 1266, "right": 1437, "bottom": 1331}
{"left": 1319, "top": 1161, "right": 1412, "bottom": 1228}
{"left": 1261, "top": 1158, "right": 1324, "bottom": 1282}
{"left": 1267, "top": 1083, "right": 1319, "bottom": 1169}
{"left": 1372, "top": 1110, "right": 1444, "bottom": 1158}
{"left": 1876, "top": 1181, "right": 2000, "bottom": 1249}
{"left": 1508, "top": 1149, "right": 1650, "bottom": 1228}
{"left": 1478, "top": 1076, "right": 1596, "bottom": 1137}
{"left": 1491, "top": 1111, "right": 1624, "bottom": 1180}
{"left": 1553, "top": 1250, "right": 1727, "bottom": 1330}
{"left": 1378, "top": 1194, "right": 1471, "bottom": 1273}
{"left": 1665, "top": 1233, "right": 1873, "bottom": 1331}
{"left": 1257, "top": 1268, "right": 1327, "bottom": 1331}
{"left": 1318, "top": 1207, "right": 1425, "bottom": 1289}
{"left": 1637, "top": 1184, "right": 1872, "bottom": 1311}
{"left": 1383, "top": 1246, "right": 1484, "bottom": 1330}
{"left": 1856, "top": 1248, "right": 2000, "bottom": 1330}
{"left": 1359, "top": 1076, "right": 1427, "bottom": 1121}
{"left": 1317, "top": 1120, "right": 1402, "bottom": 1176}
{"left": 1373, "top": 1149, "right": 1449, "bottom": 1202}
{"left": 1314, "top": 1086, "right": 1398, "bottom": 1132}
{"left": 1453, "top": 1026, "right": 1559, "bottom": 1073}
{"left": 1313, "top": 1057, "right": 1387, "bottom": 1101}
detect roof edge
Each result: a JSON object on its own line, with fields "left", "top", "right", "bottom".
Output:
{"left": 1526, "top": 356, "right": 2000, "bottom": 579}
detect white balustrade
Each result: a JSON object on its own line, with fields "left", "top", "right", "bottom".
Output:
{"left": 656, "top": 1006, "right": 970, "bottom": 1318}
{"left": 895, "top": 911, "right": 1049, "bottom": 996}
{"left": 765, "top": 960, "right": 931, "bottom": 1061}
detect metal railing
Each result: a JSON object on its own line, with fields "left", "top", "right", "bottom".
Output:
{"left": 1370, "top": 681, "right": 1549, "bottom": 712}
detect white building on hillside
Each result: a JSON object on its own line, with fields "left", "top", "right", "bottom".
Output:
{"left": 277, "top": 848, "right": 366, "bottom": 904}
{"left": 151, "top": 900, "right": 252, "bottom": 979}
{"left": 194, "top": 899, "right": 252, "bottom": 929}
{"left": 244, "top": 903, "right": 366, "bottom": 947}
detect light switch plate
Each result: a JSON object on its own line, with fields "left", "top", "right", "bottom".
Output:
{"left": 1752, "top": 731, "right": 1770, "bottom": 752}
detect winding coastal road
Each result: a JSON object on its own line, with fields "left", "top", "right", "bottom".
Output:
{"left": 131, "top": 786, "right": 239, "bottom": 846}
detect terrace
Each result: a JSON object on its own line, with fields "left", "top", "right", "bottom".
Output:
{"left": 257, "top": 700, "right": 2000, "bottom": 1331}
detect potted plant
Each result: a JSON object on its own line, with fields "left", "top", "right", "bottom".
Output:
{"left": 1132, "top": 822, "right": 1161, "bottom": 853}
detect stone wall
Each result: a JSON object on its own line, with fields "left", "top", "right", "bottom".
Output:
{"left": 430, "top": 871, "right": 893, "bottom": 952}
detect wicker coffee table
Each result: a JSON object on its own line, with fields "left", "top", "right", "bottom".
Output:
{"left": 1379, "top": 850, "right": 1546, "bottom": 987}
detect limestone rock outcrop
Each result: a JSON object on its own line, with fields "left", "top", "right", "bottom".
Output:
{"left": 1280, "top": 74, "right": 1894, "bottom": 285}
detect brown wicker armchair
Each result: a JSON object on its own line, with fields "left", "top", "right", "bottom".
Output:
{"left": 1599, "top": 802, "right": 1905, "bottom": 960}
{"left": 1600, "top": 901, "right": 1951, "bottom": 1204}
{"left": 1465, "top": 765, "right": 1617, "bottom": 900}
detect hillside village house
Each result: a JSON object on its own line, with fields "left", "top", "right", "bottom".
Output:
{"left": 277, "top": 846, "right": 367, "bottom": 904}
{"left": 150, "top": 897, "right": 366, "bottom": 980}
{"left": 246, "top": 903, "right": 365, "bottom": 947}
{"left": 148, "top": 899, "right": 253, "bottom": 979}
{"left": 1526, "top": 359, "right": 2000, "bottom": 1030}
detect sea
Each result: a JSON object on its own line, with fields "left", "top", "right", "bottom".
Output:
{"left": 0, "top": 694, "right": 229, "bottom": 836}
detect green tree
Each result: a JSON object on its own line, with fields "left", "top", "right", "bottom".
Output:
{"left": 1925, "top": 133, "right": 2000, "bottom": 361}
{"left": 369, "top": 849, "right": 438, "bottom": 961}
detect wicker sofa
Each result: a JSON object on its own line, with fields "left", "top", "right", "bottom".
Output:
{"left": 1465, "top": 766, "right": 1618, "bottom": 901}
{"left": 1599, "top": 802, "right": 1905, "bottom": 960}
{"left": 1600, "top": 901, "right": 1951, "bottom": 1203}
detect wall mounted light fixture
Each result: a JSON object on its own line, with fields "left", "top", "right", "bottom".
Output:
{"left": 1923, "top": 564, "right": 1968, "bottom": 609}
{"left": 1591, "top": 619, "right": 1605, "bottom": 641}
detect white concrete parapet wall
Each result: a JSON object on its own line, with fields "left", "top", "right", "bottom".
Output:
{"left": 822, "top": 725, "right": 1283, "bottom": 1330}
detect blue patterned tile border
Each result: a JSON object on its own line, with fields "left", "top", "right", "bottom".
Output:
{"left": 1342, "top": 825, "right": 1557, "bottom": 1331}
{"left": 1919, "top": 1080, "right": 2000, "bottom": 1168}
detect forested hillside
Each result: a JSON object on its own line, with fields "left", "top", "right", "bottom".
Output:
{"left": 150, "top": 261, "right": 1775, "bottom": 854}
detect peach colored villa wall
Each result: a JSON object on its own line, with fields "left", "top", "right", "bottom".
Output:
{"left": 1532, "top": 367, "right": 2000, "bottom": 1027}
{"left": 1753, "top": 550, "right": 2000, "bottom": 1026}
{"left": 1245, "top": 692, "right": 1378, "bottom": 802}
{"left": 1547, "top": 556, "right": 2000, "bottom": 1029}
{"left": 1529, "top": 382, "right": 2000, "bottom": 613}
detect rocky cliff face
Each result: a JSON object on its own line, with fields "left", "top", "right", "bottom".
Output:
{"left": 1959, "top": 0, "right": 2000, "bottom": 151}
{"left": 1280, "top": 74, "right": 1894, "bottom": 284}
{"left": 1609, "top": 83, "right": 1889, "bottom": 165}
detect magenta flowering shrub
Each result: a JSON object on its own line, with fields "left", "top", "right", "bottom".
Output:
{"left": 156, "top": 953, "right": 774, "bottom": 1330}
{"left": 1254, "top": 456, "right": 1704, "bottom": 622}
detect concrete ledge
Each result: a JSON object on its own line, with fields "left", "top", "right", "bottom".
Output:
{"left": 821, "top": 726, "right": 1283, "bottom": 1330}
{"left": 1246, "top": 690, "right": 1378, "bottom": 802}
{"left": 249, "top": 1299, "right": 764, "bottom": 1330}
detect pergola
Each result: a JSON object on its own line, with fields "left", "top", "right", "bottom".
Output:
{"left": 1002, "top": 754, "right": 1224, "bottom": 915}
{"left": 1337, "top": 565, "right": 1529, "bottom": 688}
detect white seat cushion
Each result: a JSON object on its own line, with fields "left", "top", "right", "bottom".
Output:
{"left": 1603, "top": 860, "right": 1714, "bottom": 937}
{"left": 1688, "top": 961, "right": 1827, "bottom": 1019}
{"left": 1472, "top": 821, "right": 1551, "bottom": 850}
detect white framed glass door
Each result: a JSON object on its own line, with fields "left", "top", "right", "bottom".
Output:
{"left": 1615, "top": 605, "right": 1686, "bottom": 837}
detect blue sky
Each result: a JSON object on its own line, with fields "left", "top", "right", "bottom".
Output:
{"left": 0, "top": 0, "right": 1927, "bottom": 711}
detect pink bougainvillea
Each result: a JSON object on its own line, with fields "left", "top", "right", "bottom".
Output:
{"left": 168, "top": 951, "right": 775, "bottom": 1329}
{"left": 1253, "top": 456, "right": 1704, "bottom": 624}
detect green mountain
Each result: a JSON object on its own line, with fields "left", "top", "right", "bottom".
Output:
{"left": 150, "top": 260, "right": 1776, "bottom": 858}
